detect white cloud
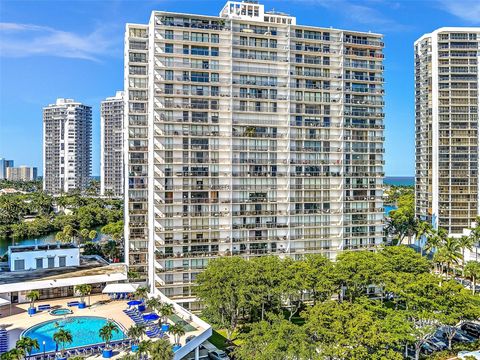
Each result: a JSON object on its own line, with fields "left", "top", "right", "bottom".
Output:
{"left": 437, "top": 0, "right": 480, "bottom": 23}
{"left": 0, "top": 22, "right": 118, "bottom": 61}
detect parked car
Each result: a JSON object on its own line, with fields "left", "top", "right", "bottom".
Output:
{"left": 224, "top": 346, "right": 236, "bottom": 359}
{"left": 435, "top": 327, "right": 476, "bottom": 344}
{"left": 453, "top": 329, "right": 477, "bottom": 343}
{"left": 427, "top": 337, "right": 448, "bottom": 351}
{"left": 209, "top": 350, "right": 230, "bottom": 360}
{"left": 420, "top": 342, "right": 436, "bottom": 355}
{"left": 460, "top": 322, "right": 480, "bottom": 338}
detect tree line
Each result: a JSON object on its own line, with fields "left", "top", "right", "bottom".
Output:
{"left": 0, "top": 192, "right": 122, "bottom": 240}
{"left": 196, "top": 247, "right": 480, "bottom": 360}
{"left": 387, "top": 191, "right": 480, "bottom": 294}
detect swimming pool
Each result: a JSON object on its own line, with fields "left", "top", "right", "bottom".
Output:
{"left": 49, "top": 308, "right": 73, "bottom": 316}
{"left": 22, "top": 316, "right": 125, "bottom": 354}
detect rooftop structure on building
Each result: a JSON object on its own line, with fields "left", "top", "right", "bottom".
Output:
{"left": 124, "top": 0, "right": 385, "bottom": 309}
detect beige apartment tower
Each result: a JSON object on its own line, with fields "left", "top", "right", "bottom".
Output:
{"left": 415, "top": 27, "right": 480, "bottom": 234}
{"left": 101, "top": 91, "right": 125, "bottom": 196}
{"left": 6, "top": 166, "right": 38, "bottom": 181}
{"left": 124, "top": 0, "right": 385, "bottom": 309}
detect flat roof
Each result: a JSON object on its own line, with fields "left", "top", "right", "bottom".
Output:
{"left": 0, "top": 257, "right": 127, "bottom": 293}
{"left": 9, "top": 243, "right": 78, "bottom": 253}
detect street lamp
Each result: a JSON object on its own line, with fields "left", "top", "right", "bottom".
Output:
{"left": 42, "top": 341, "right": 46, "bottom": 360}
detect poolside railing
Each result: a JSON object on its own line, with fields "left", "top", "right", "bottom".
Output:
{"left": 26, "top": 339, "right": 132, "bottom": 360}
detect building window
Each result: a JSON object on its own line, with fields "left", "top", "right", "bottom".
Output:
{"left": 36, "top": 258, "right": 43, "bottom": 269}
{"left": 14, "top": 259, "right": 25, "bottom": 271}
{"left": 59, "top": 256, "right": 66, "bottom": 267}
{"left": 48, "top": 257, "right": 55, "bottom": 269}
{"left": 165, "top": 44, "right": 174, "bottom": 54}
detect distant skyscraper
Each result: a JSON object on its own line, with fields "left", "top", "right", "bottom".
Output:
{"left": 101, "top": 91, "right": 125, "bottom": 197}
{"left": 124, "top": 0, "right": 385, "bottom": 307}
{"left": 6, "top": 166, "right": 38, "bottom": 181}
{"left": 43, "top": 98, "right": 92, "bottom": 194}
{"left": 415, "top": 27, "right": 480, "bottom": 234}
{"left": 0, "top": 159, "right": 14, "bottom": 180}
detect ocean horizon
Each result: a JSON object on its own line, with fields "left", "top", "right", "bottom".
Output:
{"left": 384, "top": 176, "right": 414, "bottom": 186}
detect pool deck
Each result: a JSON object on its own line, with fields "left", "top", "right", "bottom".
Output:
{"left": 0, "top": 294, "right": 206, "bottom": 359}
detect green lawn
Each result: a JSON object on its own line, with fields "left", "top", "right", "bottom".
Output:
{"left": 208, "top": 329, "right": 243, "bottom": 350}
{"left": 208, "top": 330, "right": 229, "bottom": 350}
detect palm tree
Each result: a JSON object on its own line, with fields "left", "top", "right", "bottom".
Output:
{"left": 15, "top": 337, "right": 39, "bottom": 358}
{"left": 168, "top": 323, "right": 185, "bottom": 345}
{"left": 134, "top": 286, "right": 149, "bottom": 301}
{"left": 62, "top": 225, "right": 75, "bottom": 243}
{"left": 88, "top": 229, "right": 97, "bottom": 241}
{"left": 441, "top": 237, "right": 463, "bottom": 278}
{"left": 126, "top": 324, "right": 145, "bottom": 348}
{"left": 1, "top": 348, "right": 25, "bottom": 360}
{"left": 74, "top": 284, "right": 92, "bottom": 306}
{"left": 424, "top": 227, "right": 447, "bottom": 256}
{"left": 158, "top": 303, "right": 174, "bottom": 325}
{"left": 137, "top": 340, "right": 152, "bottom": 360}
{"left": 464, "top": 261, "right": 480, "bottom": 295}
{"left": 127, "top": 269, "right": 140, "bottom": 281}
{"left": 145, "top": 297, "right": 161, "bottom": 312}
{"left": 433, "top": 248, "right": 448, "bottom": 277}
{"left": 53, "top": 329, "right": 73, "bottom": 358}
{"left": 25, "top": 290, "right": 40, "bottom": 312}
{"left": 415, "top": 221, "right": 432, "bottom": 256}
{"left": 80, "top": 228, "right": 90, "bottom": 243}
{"left": 55, "top": 231, "right": 65, "bottom": 243}
{"left": 148, "top": 338, "right": 173, "bottom": 360}
{"left": 458, "top": 235, "right": 475, "bottom": 275}
{"left": 99, "top": 321, "right": 119, "bottom": 350}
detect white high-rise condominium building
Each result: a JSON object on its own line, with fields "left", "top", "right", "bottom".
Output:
{"left": 124, "top": 0, "right": 385, "bottom": 308}
{"left": 101, "top": 91, "right": 125, "bottom": 196}
{"left": 43, "top": 98, "right": 92, "bottom": 194}
{"left": 415, "top": 28, "right": 480, "bottom": 235}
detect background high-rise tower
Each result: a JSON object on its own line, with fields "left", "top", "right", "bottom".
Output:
{"left": 101, "top": 91, "right": 125, "bottom": 197}
{"left": 0, "top": 159, "right": 14, "bottom": 180}
{"left": 124, "top": 1, "right": 385, "bottom": 309}
{"left": 415, "top": 28, "right": 480, "bottom": 234}
{"left": 43, "top": 98, "right": 92, "bottom": 194}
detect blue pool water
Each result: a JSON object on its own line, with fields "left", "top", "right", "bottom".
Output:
{"left": 49, "top": 309, "right": 72, "bottom": 316}
{"left": 22, "top": 316, "right": 125, "bottom": 354}
{"left": 385, "top": 205, "right": 397, "bottom": 216}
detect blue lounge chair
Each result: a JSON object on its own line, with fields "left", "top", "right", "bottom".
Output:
{"left": 38, "top": 304, "right": 51, "bottom": 311}
{"left": 67, "top": 301, "right": 79, "bottom": 307}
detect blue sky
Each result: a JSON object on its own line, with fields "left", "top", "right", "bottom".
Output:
{"left": 1, "top": 0, "right": 479, "bottom": 176}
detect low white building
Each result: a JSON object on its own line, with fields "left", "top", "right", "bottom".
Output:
{"left": 8, "top": 244, "right": 80, "bottom": 271}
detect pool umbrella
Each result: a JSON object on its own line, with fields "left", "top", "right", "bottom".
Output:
{"left": 127, "top": 300, "right": 142, "bottom": 306}
{"left": 142, "top": 313, "right": 160, "bottom": 321}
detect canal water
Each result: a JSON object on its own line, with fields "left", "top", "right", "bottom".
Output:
{"left": 0, "top": 228, "right": 106, "bottom": 255}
